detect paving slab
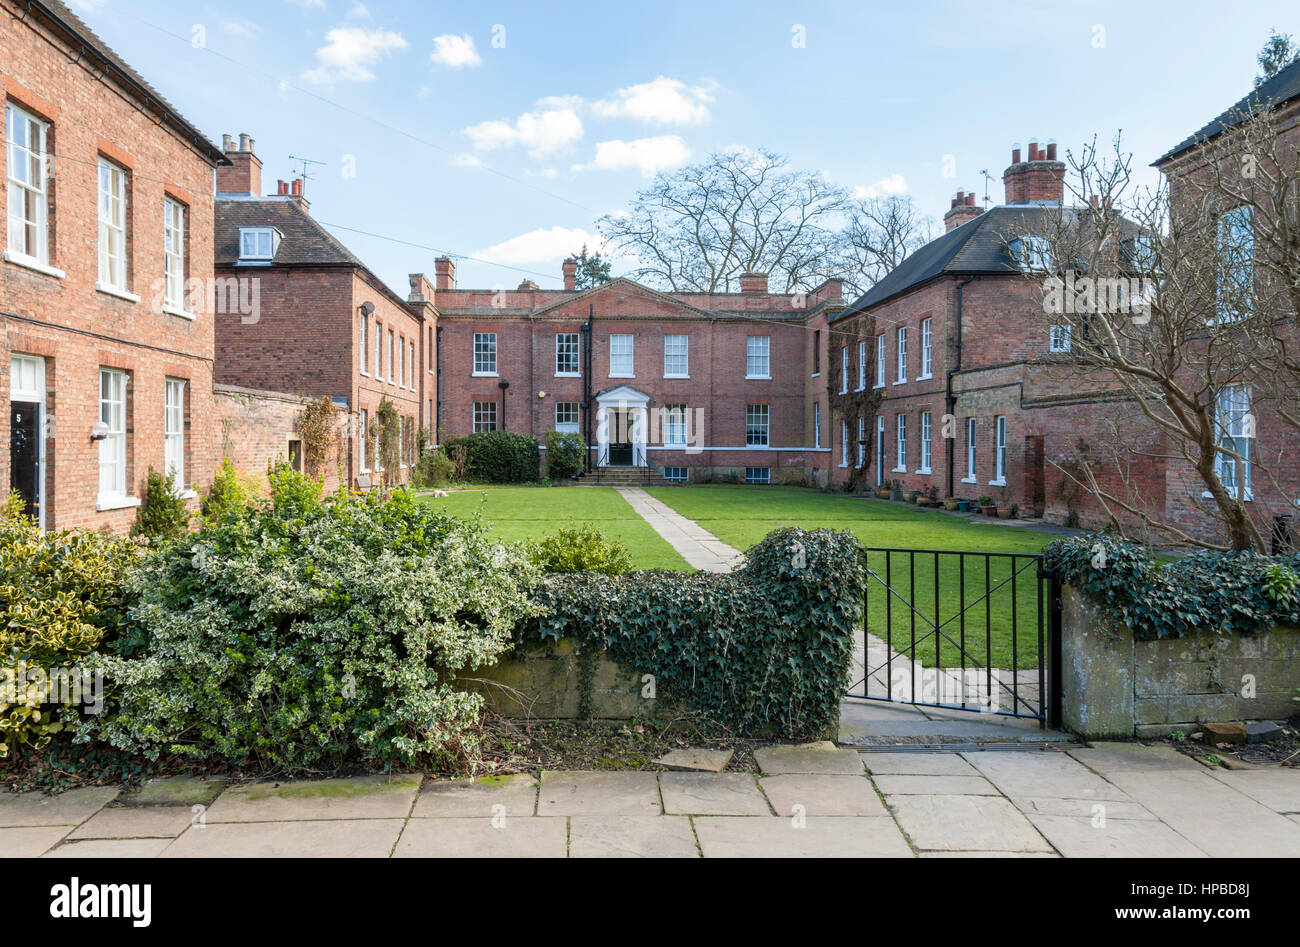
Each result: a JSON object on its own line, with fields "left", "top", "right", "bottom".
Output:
{"left": 117, "top": 776, "right": 227, "bottom": 808}
{"left": 569, "top": 816, "right": 699, "bottom": 858}
{"left": 412, "top": 774, "right": 537, "bottom": 818}
{"left": 204, "top": 775, "right": 422, "bottom": 823}
{"left": 0, "top": 787, "right": 119, "bottom": 827}
{"left": 872, "top": 774, "right": 999, "bottom": 795}
{"left": 1012, "top": 796, "right": 1157, "bottom": 821}
{"left": 44, "top": 838, "right": 172, "bottom": 858}
{"left": 653, "top": 748, "right": 733, "bottom": 772}
{"left": 694, "top": 816, "right": 912, "bottom": 857}
{"left": 616, "top": 487, "right": 743, "bottom": 572}
{"left": 0, "top": 826, "right": 71, "bottom": 857}
{"left": 1026, "top": 815, "right": 1206, "bottom": 858}
{"left": 69, "top": 806, "right": 194, "bottom": 839}
{"left": 963, "top": 750, "right": 1132, "bottom": 802}
{"left": 1073, "top": 747, "right": 1300, "bottom": 857}
{"left": 659, "top": 772, "right": 770, "bottom": 815}
{"left": 538, "top": 771, "right": 662, "bottom": 816}
{"left": 394, "top": 817, "right": 567, "bottom": 858}
{"left": 919, "top": 850, "right": 1059, "bottom": 858}
{"left": 754, "top": 742, "right": 865, "bottom": 775}
{"left": 759, "top": 775, "right": 887, "bottom": 817}
{"left": 163, "top": 819, "right": 404, "bottom": 857}
{"left": 1205, "top": 768, "right": 1300, "bottom": 814}
{"left": 887, "top": 794, "right": 1053, "bottom": 852}
{"left": 842, "top": 717, "right": 1070, "bottom": 745}
{"left": 860, "top": 752, "right": 978, "bottom": 776}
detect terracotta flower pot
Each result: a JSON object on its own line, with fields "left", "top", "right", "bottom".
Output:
{"left": 980, "top": 505, "right": 997, "bottom": 516}
{"left": 996, "top": 506, "right": 1015, "bottom": 519}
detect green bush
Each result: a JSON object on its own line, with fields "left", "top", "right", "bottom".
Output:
{"left": 201, "top": 458, "right": 258, "bottom": 522}
{"left": 544, "top": 430, "right": 586, "bottom": 480}
{"left": 532, "top": 524, "right": 633, "bottom": 575}
{"left": 81, "top": 490, "right": 543, "bottom": 771}
{"left": 1043, "top": 533, "right": 1300, "bottom": 639}
{"left": 412, "top": 448, "right": 456, "bottom": 488}
{"left": 445, "top": 431, "right": 540, "bottom": 483}
{"left": 0, "top": 494, "right": 141, "bottom": 758}
{"left": 131, "top": 468, "right": 190, "bottom": 541}
{"left": 523, "top": 527, "right": 863, "bottom": 737}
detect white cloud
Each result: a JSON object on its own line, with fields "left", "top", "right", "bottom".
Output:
{"left": 853, "top": 173, "right": 908, "bottom": 199}
{"left": 300, "top": 26, "right": 407, "bottom": 84}
{"left": 285, "top": 0, "right": 325, "bottom": 8}
{"left": 346, "top": 2, "right": 370, "bottom": 19}
{"left": 430, "top": 33, "right": 481, "bottom": 68}
{"left": 475, "top": 226, "right": 603, "bottom": 267}
{"left": 463, "top": 103, "right": 583, "bottom": 157}
{"left": 578, "top": 136, "right": 691, "bottom": 177}
{"left": 593, "top": 76, "right": 714, "bottom": 125}
{"left": 451, "top": 152, "right": 483, "bottom": 168}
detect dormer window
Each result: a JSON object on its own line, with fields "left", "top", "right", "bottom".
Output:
{"left": 239, "top": 226, "right": 281, "bottom": 261}
{"left": 1009, "top": 234, "right": 1053, "bottom": 272}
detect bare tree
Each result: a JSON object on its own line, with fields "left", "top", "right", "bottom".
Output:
{"left": 1013, "top": 117, "right": 1299, "bottom": 552}
{"left": 833, "top": 196, "right": 936, "bottom": 298}
{"left": 597, "top": 148, "right": 852, "bottom": 293}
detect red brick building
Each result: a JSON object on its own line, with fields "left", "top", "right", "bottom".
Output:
{"left": 213, "top": 137, "right": 429, "bottom": 488}
{"left": 427, "top": 258, "right": 843, "bottom": 483}
{"left": 2, "top": 0, "right": 226, "bottom": 532}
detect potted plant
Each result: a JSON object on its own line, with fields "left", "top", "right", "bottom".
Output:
{"left": 876, "top": 482, "right": 891, "bottom": 499}
{"left": 943, "top": 496, "right": 961, "bottom": 511}
{"left": 977, "top": 495, "right": 996, "bottom": 516}
{"left": 889, "top": 479, "right": 905, "bottom": 502}
{"left": 997, "top": 502, "right": 1017, "bottom": 520}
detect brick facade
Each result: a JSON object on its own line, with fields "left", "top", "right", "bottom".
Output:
{"left": 214, "top": 383, "right": 346, "bottom": 494}
{"left": 1, "top": 0, "right": 225, "bottom": 533}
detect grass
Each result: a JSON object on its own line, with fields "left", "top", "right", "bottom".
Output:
{"left": 418, "top": 486, "right": 691, "bottom": 571}
{"left": 646, "top": 485, "right": 1054, "bottom": 670}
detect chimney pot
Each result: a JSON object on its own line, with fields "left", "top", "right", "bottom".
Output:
{"left": 216, "top": 131, "right": 263, "bottom": 196}
{"left": 277, "top": 180, "right": 288, "bottom": 195}
{"left": 291, "top": 178, "right": 303, "bottom": 197}
{"left": 239, "top": 133, "right": 253, "bottom": 153}
{"left": 965, "top": 192, "right": 975, "bottom": 206}
{"left": 222, "top": 133, "right": 235, "bottom": 152}
{"left": 1011, "top": 143, "right": 1022, "bottom": 164}
{"left": 1046, "top": 140, "right": 1057, "bottom": 161}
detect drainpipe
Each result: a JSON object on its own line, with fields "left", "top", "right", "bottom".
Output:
{"left": 946, "top": 277, "right": 975, "bottom": 498}
{"left": 498, "top": 379, "right": 509, "bottom": 430}
{"left": 581, "top": 304, "right": 594, "bottom": 473}
{"left": 435, "top": 325, "right": 444, "bottom": 442}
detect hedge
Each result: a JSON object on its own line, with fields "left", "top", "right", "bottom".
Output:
{"left": 445, "top": 430, "right": 540, "bottom": 483}
{"left": 522, "top": 527, "right": 863, "bottom": 737}
{"left": 1042, "top": 533, "right": 1300, "bottom": 640}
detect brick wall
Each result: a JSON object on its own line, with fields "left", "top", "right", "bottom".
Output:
{"left": 215, "top": 384, "right": 345, "bottom": 494}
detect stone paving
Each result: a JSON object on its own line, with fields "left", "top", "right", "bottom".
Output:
{"left": 3, "top": 741, "right": 1296, "bottom": 857}
{"left": 614, "top": 486, "right": 744, "bottom": 572}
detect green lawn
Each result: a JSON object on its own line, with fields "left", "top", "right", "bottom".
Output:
{"left": 418, "top": 486, "right": 691, "bottom": 571}
{"left": 646, "top": 486, "right": 1052, "bottom": 671}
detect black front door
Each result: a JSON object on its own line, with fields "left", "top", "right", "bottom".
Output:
{"left": 608, "top": 409, "right": 632, "bottom": 465}
{"left": 10, "top": 402, "right": 40, "bottom": 520}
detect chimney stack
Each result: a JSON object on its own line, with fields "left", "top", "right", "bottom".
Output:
{"left": 434, "top": 256, "right": 456, "bottom": 291}
{"left": 216, "top": 131, "right": 262, "bottom": 197}
{"left": 943, "top": 189, "right": 983, "bottom": 232}
{"left": 562, "top": 257, "right": 578, "bottom": 291}
{"left": 739, "top": 271, "right": 769, "bottom": 294}
{"left": 1003, "top": 136, "right": 1065, "bottom": 205}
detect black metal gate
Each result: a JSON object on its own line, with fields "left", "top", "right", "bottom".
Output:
{"left": 846, "top": 548, "right": 1062, "bottom": 728}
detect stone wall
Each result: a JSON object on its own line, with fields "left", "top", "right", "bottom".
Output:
{"left": 1061, "top": 585, "right": 1300, "bottom": 738}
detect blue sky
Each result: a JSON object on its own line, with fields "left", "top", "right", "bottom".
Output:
{"left": 72, "top": 0, "right": 1295, "bottom": 294}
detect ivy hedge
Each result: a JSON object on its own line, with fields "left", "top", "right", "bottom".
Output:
{"left": 444, "top": 431, "right": 540, "bottom": 483}
{"left": 522, "top": 527, "right": 863, "bottom": 737}
{"left": 1042, "top": 533, "right": 1300, "bottom": 640}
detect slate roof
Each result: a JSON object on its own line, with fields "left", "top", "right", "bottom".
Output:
{"left": 1155, "top": 57, "right": 1300, "bottom": 165}
{"left": 32, "top": 1, "right": 226, "bottom": 164}
{"left": 834, "top": 205, "right": 1069, "bottom": 321}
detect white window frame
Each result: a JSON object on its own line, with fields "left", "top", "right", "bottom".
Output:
{"left": 857, "top": 416, "right": 866, "bottom": 468}
{"left": 919, "top": 318, "right": 933, "bottom": 379}
{"left": 163, "top": 198, "right": 186, "bottom": 312}
{"left": 919, "top": 411, "right": 932, "bottom": 473}
{"left": 6, "top": 103, "right": 50, "bottom": 266}
{"left": 473, "top": 400, "right": 498, "bottom": 433}
{"left": 98, "top": 368, "right": 128, "bottom": 502}
{"left": 840, "top": 346, "right": 849, "bottom": 394}
{"left": 556, "top": 332, "right": 581, "bottom": 376}
{"left": 359, "top": 313, "right": 369, "bottom": 376}
{"left": 408, "top": 341, "right": 415, "bottom": 388}
{"left": 840, "top": 419, "right": 849, "bottom": 467}
{"left": 387, "top": 329, "right": 395, "bottom": 383}
{"left": 97, "top": 159, "right": 128, "bottom": 291}
{"left": 473, "top": 332, "right": 498, "bottom": 376}
{"left": 895, "top": 327, "right": 907, "bottom": 384}
{"left": 663, "top": 334, "right": 689, "bottom": 378}
{"left": 745, "top": 335, "right": 771, "bottom": 379}
{"left": 894, "top": 414, "right": 907, "bottom": 472}
{"left": 813, "top": 402, "right": 821, "bottom": 449}
{"left": 963, "top": 417, "right": 977, "bottom": 483}
{"left": 664, "top": 403, "right": 687, "bottom": 446}
{"left": 609, "top": 333, "right": 634, "bottom": 377}
{"left": 164, "top": 378, "right": 185, "bottom": 488}
{"left": 876, "top": 416, "right": 885, "bottom": 485}
{"left": 991, "top": 416, "right": 1007, "bottom": 485}
{"left": 1214, "top": 385, "right": 1253, "bottom": 500}
{"left": 1215, "top": 206, "right": 1254, "bottom": 324}
{"left": 1049, "top": 324, "right": 1072, "bottom": 353}
{"left": 398, "top": 335, "right": 405, "bottom": 387}
{"left": 874, "top": 334, "right": 886, "bottom": 388}
{"left": 555, "top": 401, "right": 580, "bottom": 434}
{"left": 745, "top": 466, "right": 771, "bottom": 485}
{"left": 1011, "top": 234, "right": 1053, "bottom": 273}
{"left": 238, "top": 226, "right": 279, "bottom": 261}
{"left": 359, "top": 409, "right": 369, "bottom": 473}
{"left": 857, "top": 340, "right": 867, "bottom": 391}
{"left": 745, "top": 403, "right": 769, "bottom": 447}
{"left": 374, "top": 321, "right": 382, "bottom": 376}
